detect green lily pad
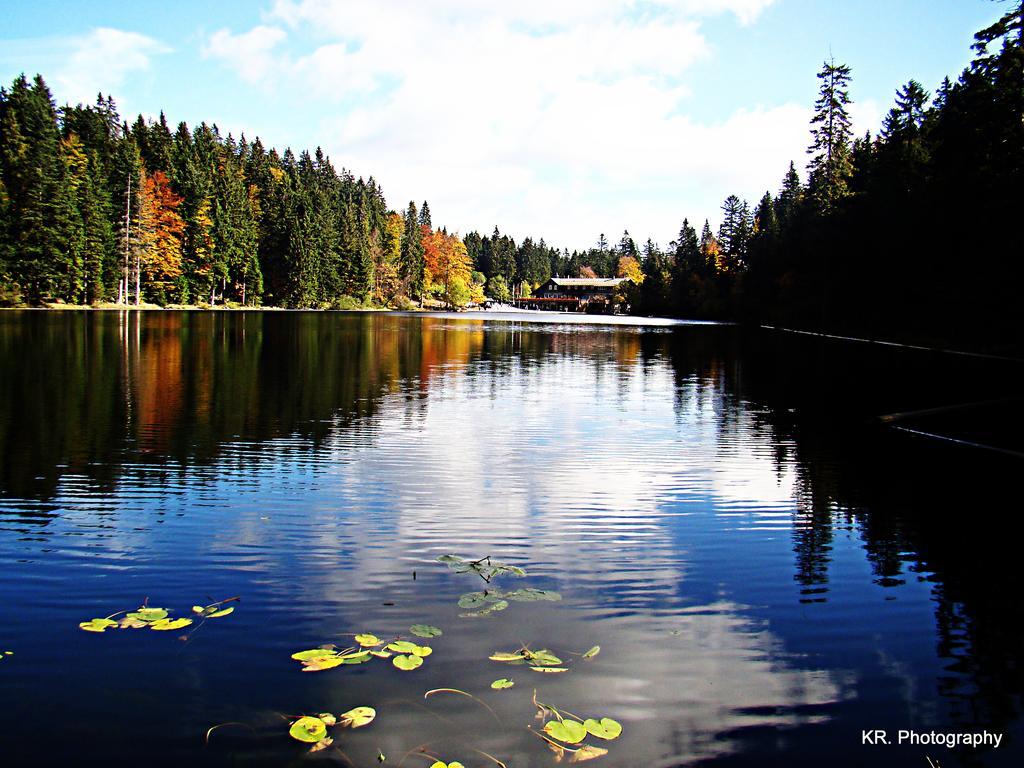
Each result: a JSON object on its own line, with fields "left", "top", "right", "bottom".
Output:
{"left": 529, "top": 650, "right": 562, "bottom": 665}
{"left": 338, "top": 706, "right": 376, "bottom": 728}
{"left": 429, "top": 762, "right": 465, "bottom": 768}
{"left": 530, "top": 666, "right": 568, "bottom": 673}
{"left": 341, "top": 651, "right": 373, "bottom": 664}
{"left": 411, "top": 645, "right": 432, "bottom": 657}
{"left": 517, "top": 587, "right": 562, "bottom": 602}
{"left": 370, "top": 650, "right": 392, "bottom": 658}
{"left": 318, "top": 713, "right": 337, "bottom": 726}
{"left": 208, "top": 606, "right": 234, "bottom": 618}
{"left": 410, "top": 624, "right": 442, "bottom": 638}
{"left": 582, "top": 645, "right": 600, "bottom": 659}
{"left": 457, "top": 592, "right": 489, "bottom": 610}
{"left": 354, "top": 633, "right": 380, "bottom": 646}
{"left": 583, "top": 718, "right": 622, "bottom": 740}
{"left": 543, "top": 719, "right": 587, "bottom": 744}
{"left": 149, "top": 618, "right": 192, "bottom": 631}
{"left": 386, "top": 640, "right": 419, "bottom": 654}
{"left": 127, "top": 608, "right": 168, "bottom": 622}
{"left": 79, "top": 618, "right": 118, "bottom": 633}
{"left": 436, "top": 554, "right": 463, "bottom": 564}
{"left": 289, "top": 716, "right": 327, "bottom": 743}
{"left": 491, "top": 678, "right": 514, "bottom": 689}
{"left": 392, "top": 654, "right": 423, "bottom": 671}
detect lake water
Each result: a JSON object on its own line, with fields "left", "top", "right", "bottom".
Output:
{"left": 1, "top": 310, "right": 1021, "bottom": 767}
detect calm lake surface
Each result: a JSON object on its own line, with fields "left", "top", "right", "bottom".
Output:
{"left": 1, "top": 310, "right": 1022, "bottom": 767}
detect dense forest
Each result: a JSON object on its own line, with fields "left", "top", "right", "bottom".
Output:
{"left": 0, "top": 3, "right": 1020, "bottom": 350}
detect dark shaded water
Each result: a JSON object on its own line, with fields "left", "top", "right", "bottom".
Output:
{"left": 1, "top": 310, "right": 1022, "bottom": 768}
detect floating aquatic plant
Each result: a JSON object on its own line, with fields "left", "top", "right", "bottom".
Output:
{"left": 490, "top": 678, "right": 514, "bottom": 689}
{"left": 437, "top": 554, "right": 527, "bottom": 583}
{"left": 291, "top": 632, "right": 437, "bottom": 673}
{"left": 78, "top": 597, "right": 238, "bottom": 634}
{"left": 529, "top": 691, "right": 622, "bottom": 763}
{"left": 285, "top": 705, "right": 376, "bottom": 753}
{"left": 456, "top": 587, "right": 560, "bottom": 618}
{"left": 489, "top": 645, "right": 567, "bottom": 673}
{"left": 410, "top": 624, "right": 443, "bottom": 638}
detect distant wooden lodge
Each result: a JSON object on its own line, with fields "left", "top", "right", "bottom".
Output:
{"left": 514, "top": 277, "right": 628, "bottom": 313}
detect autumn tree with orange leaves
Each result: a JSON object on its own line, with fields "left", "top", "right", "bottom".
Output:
{"left": 138, "top": 170, "right": 185, "bottom": 300}
{"left": 422, "top": 227, "right": 479, "bottom": 309}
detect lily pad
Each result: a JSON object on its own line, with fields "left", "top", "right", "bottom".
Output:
{"left": 543, "top": 719, "right": 588, "bottom": 745}
{"left": 118, "top": 618, "right": 148, "bottom": 629}
{"left": 354, "top": 633, "right": 380, "bottom": 647}
{"left": 409, "top": 624, "right": 442, "bottom": 638}
{"left": 583, "top": 718, "right": 622, "bottom": 740}
{"left": 338, "top": 706, "right": 376, "bottom": 728}
{"left": 392, "top": 654, "right": 423, "bottom": 671}
{"left": 79, "top": 618, "right": 118, "bottom": 633}
{"left": 411, "top": 645, "right": 432, "bottom": 657}
{"left": 126, "top": 607, "right": 168, "bottom": 622}
{"left": 150, "top": 618, "right": 192, "bottom": 631}
{"left": 429, "top": 762, "right": 465, "bottom": 768}
{"left": 302, "top": 657, "right": 347, "bottom": 672}
{"left": 529, "top": 649, "right": 563, "bottom": 665}
{"left": 208, "top": 606, "right": 234, "bottom": 618}
{"left": 386, "top": 640, "right": 419, "bottom": 654}
{"left": 489, "top": 651, "right": 526, "bottom": 662}
{"left": 582, "top": 645, "right": 601, "bottom": 659}
{"left": 491, "top": 678, "right": 515, "bottom": 689}
{"left": 370, "top": 650, "right": 393, "bottom": 659}
{"left": 530, "top": 666, "right": 569, "bottom": 673}
{"left": 504, "top": 587, "right": 560, "bottom": 602}
{"left": 457, "top": 592, "right": 489, "bottom": 610}
{"left": 318, "top": 713, "right": 337, "bottom": 726}
{"left": 289, "top": 716, "right": 327, "bottom": 743}
{"left": 341, "top": 651, "right": 373, "bottom": 665}
{"left": 292, "top": 649, "right": 338, "bottom": 662}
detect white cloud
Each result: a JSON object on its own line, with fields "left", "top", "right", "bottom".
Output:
{"left": 204, "top": 26, "right": 286, "bottom": 85}
{"left": 55, "top": 28, "right": 170, "bottom": 106}
{"left": 205, "top": 1, "right": 796, "bottom": 244}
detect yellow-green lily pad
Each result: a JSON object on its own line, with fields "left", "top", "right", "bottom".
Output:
{"left": 79, "top": 618, "right": 118, "bottom": 633}
{"left": 489, "top": 651, "right": 525, "bottom": 662}
{"left": 208, "top": 606, "right": 234, "bottom": 618}
{"left": 354, "top": 633, "right": 380, "bottom": 647}
{"left": 302, "top": 657, "right": 347, "bottom": 672}
{"left": 582, "top": 645, "right": 600, "bottom": 659}
{"left": 411, "top": 645, "right": 432, "bottom": 657}
{"left": 490, "top": 678, "right": 514, "bottom": 689}
{"left": 150, "top": 618, "right": 192, "bottom": 631}
{"left": 530, "top": 666, "right": 569, "bottom": 673}
{"left": 127, "top": 608, "right": 168, "bottom": 622}
{"left": 429, "top": 762, "right": 465, "bottom": 768}
{"left": 292, "top": 649, "right": 337, "bottom": 662}
{"left": 583, "top": 718, "right": 622, "bottom": 740}
{"left": 289, "top": 716, "right": 327, "bottom": 743}
{"left": 386, "top": 640, "right": 418, "bottom": 654}
{"left": 544, "top": 719, "right": 587, "bottom": 744}
{"left": 392, "top": 654, "right": 423, "bottom": 671}
{"left": 338, "top": 706, "right": 376, "bottom": 728}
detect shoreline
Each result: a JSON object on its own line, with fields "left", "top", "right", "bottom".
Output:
{"left": 1, "top": 304, "right": 708, "bottom": 328}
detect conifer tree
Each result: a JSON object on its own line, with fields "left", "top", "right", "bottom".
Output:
{"left": 807, "top": 59, "right": 854, "bottom": 214}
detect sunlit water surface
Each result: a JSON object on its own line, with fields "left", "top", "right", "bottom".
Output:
{"left": 0, "top": 311, "right": 1021, "bottom": 767}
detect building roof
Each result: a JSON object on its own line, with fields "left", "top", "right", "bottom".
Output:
{"left": 547, "top": 277, "right": 626, "bottom": 287}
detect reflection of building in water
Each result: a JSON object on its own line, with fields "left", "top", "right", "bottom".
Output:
{"left": 515, "top": 277, "right": 628, "bottom": 313}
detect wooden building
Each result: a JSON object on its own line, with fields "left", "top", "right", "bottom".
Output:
{"left": 514, "top": 277, "right": 628, "bottom": 313}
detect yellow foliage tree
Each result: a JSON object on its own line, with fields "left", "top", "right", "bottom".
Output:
{"left": 423, "top": 229, "right": 474, "bottom": 309}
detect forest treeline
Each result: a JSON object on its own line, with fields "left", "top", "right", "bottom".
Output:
{"left": 0, "top": 4, "right": 1020, "bottom": 350}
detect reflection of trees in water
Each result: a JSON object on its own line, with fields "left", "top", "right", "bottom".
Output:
{"left": 666, "top": 326, "right": 1024, "bottom": 738}
{"left": 2, "top": 312, "right": 1021, "bottom": 733}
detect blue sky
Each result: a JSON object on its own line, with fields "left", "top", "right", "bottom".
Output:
{"left": 0, "top": 0, "right": 1004, "bottom": 248}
